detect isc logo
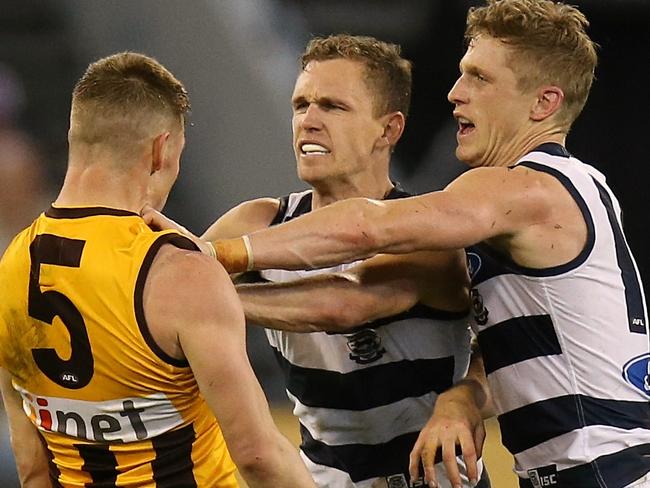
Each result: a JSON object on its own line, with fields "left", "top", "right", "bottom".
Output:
{"left": 528, "top": 466, "right": 558, "bottom": 487}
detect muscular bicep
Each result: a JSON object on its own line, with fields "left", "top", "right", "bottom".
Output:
{"left": 202, "top": 198, "right": 280, "bottom": 241}
{"left": 444, "top": 166, "right": 554, "bottom": 240}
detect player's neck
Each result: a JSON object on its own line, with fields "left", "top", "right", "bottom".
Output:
{"left": 484, "top": 131, "right": 566, "bottom": 168}
{"left": 55, "top": 161, "right": 147, "bottom": 213}
{"left": 310, "top": 175, "right": 393, "bottom": 210}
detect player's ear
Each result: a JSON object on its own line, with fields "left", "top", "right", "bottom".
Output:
{"left": 381, "top": 111, "right": 405, "bottom": 148}
{"left": 531, "top": 86, "right": 564, "bottom": 121}
{"left": 150, "top": 132, "right": 170, "bottom": 175}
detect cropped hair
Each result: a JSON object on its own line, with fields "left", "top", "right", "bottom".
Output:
{"left": 301, "top": 34, "right": 412, "bottom": 118}
{"left": 70, "top": 52, "right": 190, "bottom": 146}
{"left": 466, "top": 0, "right": 597, "bottom": 128}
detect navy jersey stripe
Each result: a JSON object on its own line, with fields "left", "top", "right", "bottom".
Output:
{"left": 499, "top": 395, "right": 650, "bottom": 454}
{"left": 300, "top": 423, "right": 418, "bottom": 482}
{"left": 478, "top": 315, "right": 561, "bottom": 375}
{"left": 269, "top": 195, "right": 289, "bottom": 226}
{"left": 519, "top": 443, "right": 650, "bottom": 488}
{"left": 45, "top": 206, "right": 139, "bottom": 219}
{"left": 533, "top": 142, "right": 571, "bottom": 158}
{"left": 283, "top": 192, "right": 313, "bottom": 223}
{"left": 151, "top": 424, "right": 197, "bottom": 488}
{"left": 273, "top": 349, "right": 455, "bottom": 410}
{"left": 76, "top": 443, "right": 118, "bottom": 487}
{"left": 592, "top": 176, "right": 647, "bottom": 334}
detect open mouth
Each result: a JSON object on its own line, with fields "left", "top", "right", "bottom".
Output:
{"left": 457, "top": 117, "right": 475, "bottom": 136}
{"left": 300, "top": 143, "right": 331, "bottom": 156}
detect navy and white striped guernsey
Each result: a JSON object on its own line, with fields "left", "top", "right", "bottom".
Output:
{"left": 260, "top": 185, "right": 482, "bottom": 488}
{"left": 467, "top": 143, "right": 650, "bottom": 488}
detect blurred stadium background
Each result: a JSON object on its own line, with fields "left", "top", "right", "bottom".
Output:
{"left": 1, "top": 1, "right": 648, "bottom": 486}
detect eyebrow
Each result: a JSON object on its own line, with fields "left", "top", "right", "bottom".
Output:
{"left": 292, "top": 95, "right": 351, "bottom": 109}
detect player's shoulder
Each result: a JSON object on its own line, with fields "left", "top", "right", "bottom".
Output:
{"left": 142, "top": 243, "right": 241, "bottom": 350}
{"left": 450, "top": 164, "right": 557, "bottom": 201}
{"left": 150, "top": 243, "right": 228, "bottom": 285}
{"left": 233, "top": 196, "right": 281, "bottom": 213}
{"left": 203, "top": 196, "right": 282, "bottom": 240}
{"left": 146, "top": 243, "right": 236, "bottom": 315}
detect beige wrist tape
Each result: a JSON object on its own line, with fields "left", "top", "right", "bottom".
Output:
{"left": 211, "top": 236, "right": 254, "bottom": 273}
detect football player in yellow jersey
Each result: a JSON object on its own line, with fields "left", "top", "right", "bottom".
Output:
{"left": 0, "top": 52, "right": 316, "bottom": 488}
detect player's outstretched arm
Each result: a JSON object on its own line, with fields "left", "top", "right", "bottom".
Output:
{"left": 237, "top": 249, "right": 469, "bottom": 333}
{"left": 216, "top": 166, "right": 553, "bottom": 273}
{"left": 0, "top": 368, "right": 52, "bottom": 488}
{"left": 144, "top": 247, "right": 315, "bottom": 488}
{"left": 409, "top": 348, "right": 492, "bottom": 488}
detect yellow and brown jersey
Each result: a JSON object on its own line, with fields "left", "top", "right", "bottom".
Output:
{"left": 0, "top": 206, "right": 237, "bottom": 487}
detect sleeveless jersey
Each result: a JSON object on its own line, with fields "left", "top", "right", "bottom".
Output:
{"left": 260, "top": 186, "right": 479, "bottom": 488}
{"left": 467, "top": 143, "right": 650, "bottom": 488}
{"left": 0, "top": 206, "right": 237, "bottom": 488}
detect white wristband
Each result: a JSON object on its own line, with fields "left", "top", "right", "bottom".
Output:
{"left": 205, "top": 241, "right": 217, "bottom": 259}
{"left": 242, "top": 235, "right": 254, "bottom": 271}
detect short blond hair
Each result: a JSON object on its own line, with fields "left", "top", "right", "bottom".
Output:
{"left": 69, "top": 52, "right": 190, "bottom": 149}
{"left": 466, "top": 0, "right": 597, "bottom": 129}
{"left": 301, "top": 34, "right": 412, "bottom": 118}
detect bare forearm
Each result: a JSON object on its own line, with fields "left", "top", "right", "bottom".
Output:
{"left": 238, "top": 280, "right": 337, "bottom": 332}
{"left": 244, "top": 193, "right": 479, "bottom": 272}
{"left": 446, "top": 350, "right": 494, "bottom": 419}
{"left": 18, "top": 447, "right": 52, "bottom": 488}
{"left": 1, "top": 372, "right": 52, "bottom": 488}
{"left": 237, "top": 271, "right": 416, "bottom": 333}
{"left": 237, "top": 432, "right": 315, "bottom": 488}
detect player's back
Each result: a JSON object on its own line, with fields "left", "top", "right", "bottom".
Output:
{"left": 0, "top": 206, "right": 237, "bottom": 487}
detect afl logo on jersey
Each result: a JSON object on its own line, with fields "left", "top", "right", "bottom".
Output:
{"left": 466, "top": 251, "right": 482, "bottom": 281}
{"left": 60, "top": 372, "right": 80, "bottom": 387}
{"left": 622, "top": 353, "right": 650, "bottom": 396}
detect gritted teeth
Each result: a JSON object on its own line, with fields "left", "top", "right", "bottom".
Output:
{"left": 301, "top": 143, "right": 330, "bottom": 154}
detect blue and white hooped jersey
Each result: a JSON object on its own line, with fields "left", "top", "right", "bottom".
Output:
{"left": 467, "top": 143, "right": 650, "bottom": 488}
{"left": 260, "top": 186, "right": 477, "bottom": 488}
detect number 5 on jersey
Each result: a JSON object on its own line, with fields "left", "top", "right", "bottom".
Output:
{"left": 29, "top": 234, "right": 94, "bottom": 389}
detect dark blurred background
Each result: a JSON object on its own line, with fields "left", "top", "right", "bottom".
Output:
{"left": 1, "top": 1, "right": 648, "bottom": 485}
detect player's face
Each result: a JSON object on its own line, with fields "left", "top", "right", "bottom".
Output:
{"left": 448, "top": 35, "right": 536, "bottom": 167}
{"left": 291, "top": 59, "right": 388, "bottom": 185}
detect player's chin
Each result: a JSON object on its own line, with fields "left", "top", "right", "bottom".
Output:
{"left": 455, "top": 146, "right": 473, "bottom": 166}
{"left": 297, "top": 162, "right": 326, "bottom": 181}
